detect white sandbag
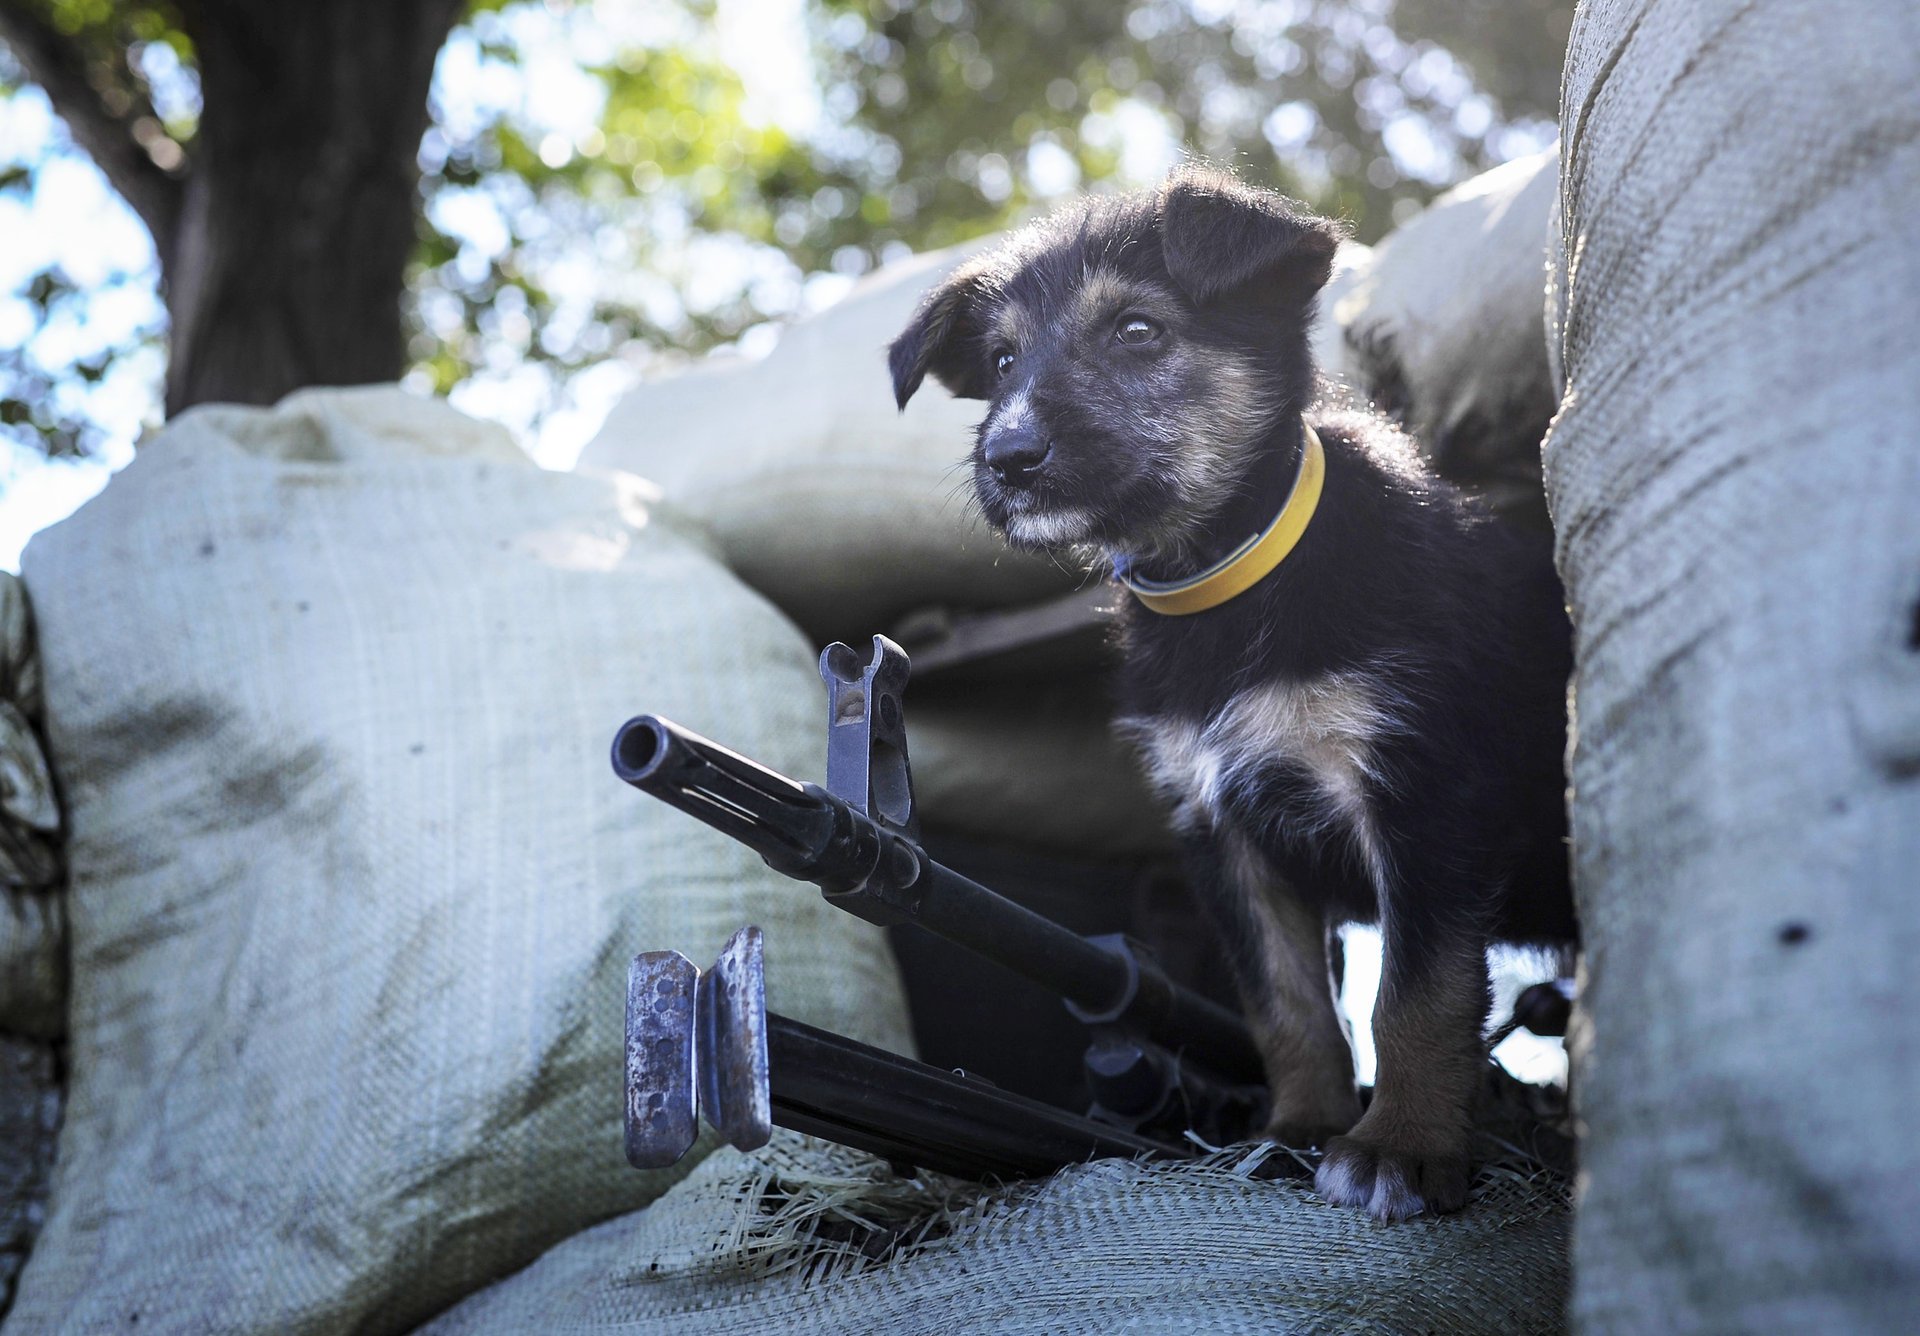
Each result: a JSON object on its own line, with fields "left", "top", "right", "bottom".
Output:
{"left": 0, "top": 573, "right": 63, "bottom": 1042}
{"left": 1324, "top": 148, "right": 1559, "bottom": 520}
{"left": 580, "top": 244, "right": 1074, "bottom": 643}
{"left": 1545, "top": 2, "right": 1920, "bottom": 1329}
{"left": 909, "top": 681, "right": 1173, "bottom": 857}
{"left": 5, "top": 387, "right": 912, "bottom": 1336}
{"left": 0, "top": 1036, "right": 58, "bottom": 1315}
{"left": 1306, "top": 236, "right": 1373, "bottom": 380}
{"left": 420, "top": 1129, "right": 1570, "bottom": 1335}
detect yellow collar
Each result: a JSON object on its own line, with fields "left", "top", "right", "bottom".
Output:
{"left": 1116, "top": 423, "right": 1325, "bottom": 616}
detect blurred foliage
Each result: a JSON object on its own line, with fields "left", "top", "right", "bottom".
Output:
{"left": 813, "top": 0, "right": 1559, "bottom": 251}
{"left": 0, "top": 262, "right": 159, "bottom": 458}
{"left": 2, "top": 0, "right": 1570, "bottom": 461}
{"left": 1393, "top": 0, "right": 1572, "bottom": 119}
{"left": 0, "top": 1, "right": 181, "bottom": 457}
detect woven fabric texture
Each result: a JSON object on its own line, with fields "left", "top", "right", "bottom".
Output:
{"left": 0, "top": 1037, "right": 58, "bottom": 1315}
{"left": 425, "top": 1131, "right": 1570, "bottom": 1335}
{"left": 1325, "top": 147, "right": 1559, "bottom": 523}
{"left": 0, "top": 573, "right": 63, "bottom": 1040}
{"left": 4, "top": 387, "right": 912, "bottom": 1336}
{"left": 1547, "top": 1, "right": 1920, "bottom": 1329}
{"left": 909, "top": 677, "right": 1174, "bottom": 857}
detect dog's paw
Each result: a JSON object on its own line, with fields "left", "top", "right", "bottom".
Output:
{"left": 1264, "top": 1119, "right": 1349, "bottom": 1151}
{"left": 1262, "top": 1077, "right": 1361, "bottom": 1150}
{"left": 1313, "top": 1133, "right": 1470, "bottom": 1222}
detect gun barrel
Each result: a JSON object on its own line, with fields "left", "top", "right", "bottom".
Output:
{"left": 613, "top": 714, "right": 844, "bottom": 879}
{"left": 614, "top": 713, "right": 1263, "bottom": 1085}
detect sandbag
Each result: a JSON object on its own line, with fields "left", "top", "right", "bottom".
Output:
{"left": 0, "top": 573, "right": 64, "bottom": 1041}
{"left": 5, "top": 387, "right": 913, "bottom": 1336}
{"left": 1324, "top": 148, "right": 1559, "bottom": 523}
{"left": 421, "top": 1129, "right": 1570, "bottom": 1335}
{"left": 1545, "top": 2, "right": 1920, "bottom": 1329}
{"left": 1307, "top": 235, "right": 1374, "bottom": 380}
{"left": 0, "top": 1037, "right": 59, "bottom": 1315}
{"left": 909, "top": 677, "right": 1173, "bottom": 857}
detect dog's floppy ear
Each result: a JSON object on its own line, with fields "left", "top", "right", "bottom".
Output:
{"left": 1159, "top": 166, "right": 1342, "bottom": 304}
{"left": 889, "top": 262, "right": 994, "bottom": 408}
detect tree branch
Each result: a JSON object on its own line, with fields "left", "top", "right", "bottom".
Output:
{"left": 0, "top": 0, "right": 184, "bottom": 259}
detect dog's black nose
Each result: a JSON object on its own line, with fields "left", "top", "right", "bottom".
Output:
{"left": 983, "top": 429, "right": 1051, "bottom": 486}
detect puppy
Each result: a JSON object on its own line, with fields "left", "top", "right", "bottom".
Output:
{"left": 888, "top": 167, "right": 1574, "bottom": 1221}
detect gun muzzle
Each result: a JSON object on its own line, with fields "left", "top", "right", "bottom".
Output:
{"left": 612, "top": 714, "right": 890, "bottom": 897}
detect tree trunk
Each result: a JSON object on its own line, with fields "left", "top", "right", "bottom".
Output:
{"left": 162, "top": 0, "right": 464, "bottom": 415}
{"left": 1547, "top": 0, "right": 1920, "bottom": 1329}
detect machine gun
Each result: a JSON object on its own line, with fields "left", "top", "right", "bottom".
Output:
{"left": 613, "top": 635, "right": 1273, "bottom": 1181}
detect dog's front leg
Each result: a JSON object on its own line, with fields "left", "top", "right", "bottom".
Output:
{"left": 1183, "top": 831, "right": 1362, "bottom": 1145}
{"left": 1315, "top": 915, "right": 1490, "bottom": 1221}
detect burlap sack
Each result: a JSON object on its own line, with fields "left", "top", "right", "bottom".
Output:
{"left": 422, "top": 1130, "right": 1570, "bottom": 1335}
{"left": 1546, "top": 2, "right": 1920, "bottom": 1329}
{"left": 0, "top": 573, "right": 63, "bottom": 1041}
{"left": 909, "top": 678, "right": 1173, "bottom": 857}
{"left": 0, "top": 1037, "right": 58, "bottom": 1314}
{"left": 4, "top": 387, "right": 912, "bottom": 1336}
{"left": 1324, "top": 147, "right": 1559, "bottom": 522}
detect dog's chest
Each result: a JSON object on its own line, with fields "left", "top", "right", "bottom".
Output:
{"left": 1121, "top": 674, "right": 1398, "bottom": 882}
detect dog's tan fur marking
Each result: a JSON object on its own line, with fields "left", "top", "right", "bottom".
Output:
{"left": 986, "top": 386, "right": 1035, "bottom": 435}
{"left": 986, "top": 301, "right": 1041, "bottom": 359}
{"left": 1368, "top": 942, "right": 1487, "bottom": 1149}
{"left": 1069, "top": 266, "right": 1181, "bottom": 330}
{"left": 1070, "top": 266, "right": 1140, "bottom": 327}
{"left": 1119, "top": 674, "right": 1406, "bottom": 1144}
{"left": 1120, "top": 672, "right": 1401, "bottom": 894}
{"left": 1003, "top": 505, "right": 1094, "bottom": 546}
{"left": 1126, "top": 346, "right": 1283, "bottom": 560}
{"left": 1217, "top": 831, "right": 1362, "bottom": 1139}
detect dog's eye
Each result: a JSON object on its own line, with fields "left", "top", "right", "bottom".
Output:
{"left": 994, "top": 349, "right": 1016, "bottom": 377}
{"left": 1115, "top": 316, "right": 1162, "bottom": 346}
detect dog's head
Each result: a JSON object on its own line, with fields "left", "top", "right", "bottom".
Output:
{"left": 889, "top": 166, "right": 1341, "bottom": 559}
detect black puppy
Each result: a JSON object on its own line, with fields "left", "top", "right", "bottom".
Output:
{"left": 888, "top": 167, "right": 1574, "bottom": 1221}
